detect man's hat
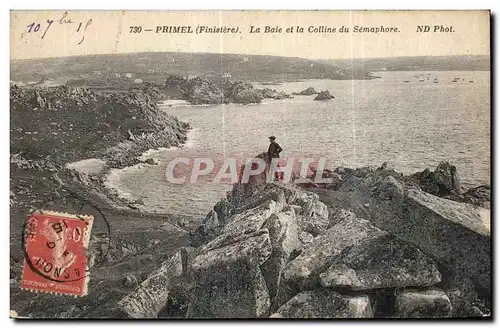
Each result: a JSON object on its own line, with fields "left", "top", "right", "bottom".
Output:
{"left": 269, "top": 136, "right": 276, "bottom": 140}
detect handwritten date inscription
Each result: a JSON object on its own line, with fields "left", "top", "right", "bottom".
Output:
{"left": 25, "top": 11, "right": 92, "bottom": 45}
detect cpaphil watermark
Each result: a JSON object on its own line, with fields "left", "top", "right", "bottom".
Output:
{"left": 165, "top": 156, "right": 335, "bottom": 184}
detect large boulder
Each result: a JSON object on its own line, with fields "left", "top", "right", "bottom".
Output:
{"left": 189, "top": 209, "right": 220, "bottom": 247}
{"left": 290, "top": 191, "right": 330, "bottom": 236}
{"left": 270, "top": 290, "right": 373, "bottom": 318}
{"left": 318, "top": 232, "right": 441, "bottom": 290}
{"left": 409, "top": 161, "right": 461, "bottom": 197}
{"left": 112, "top": 249, "right": 188, "bottom": 318}
{"left": 276, "top": 211, "right": 440, "bottom": 307}
{"left": 261, "top": 210, "right": 302, "bottom": 305}
{"left": 222, "top": 199, "right": 283, "bottom": 235}
{"left": 394, "top": 288, "right": 452, "bottom": 318}
{"left": 442, "top": 277, "right": 476, "bottom": 317}
{"left": 187, "top": 230, "right": 272, "bottom": 318}
{"left": 331, "top": 168, "right": 491, "bottom": 294}
{"left": 367, "top": 186, "right": 490, "bottom": 292}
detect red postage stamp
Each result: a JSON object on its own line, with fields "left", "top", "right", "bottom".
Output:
{"left": 20, "top": 210, "right": 94, "bottom": 297}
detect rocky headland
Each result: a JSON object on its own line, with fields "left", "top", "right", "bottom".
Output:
{"left": 164, "top": 75, "right": 293, "bottom": 105}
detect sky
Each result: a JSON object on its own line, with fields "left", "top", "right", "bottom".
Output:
{"left": 10, "top": 10, "right": 490, "bottom": 60}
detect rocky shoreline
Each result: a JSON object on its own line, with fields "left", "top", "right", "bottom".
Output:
{"left": 10, "top": 85, "right": 194, "bottom": 318}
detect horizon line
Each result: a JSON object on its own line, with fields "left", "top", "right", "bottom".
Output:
{"left": 10, "top": 50, "right": 490, "bottom": 63}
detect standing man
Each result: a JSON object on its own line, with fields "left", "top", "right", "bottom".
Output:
{"left": 267, "top": 136, "right": 283, "bottom": 181}
{"left": 267, "top": 136, "right": 283, "bottom": 159}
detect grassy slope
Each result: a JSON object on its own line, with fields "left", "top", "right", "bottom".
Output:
{"left": 10, "top": 52, "right": 348, "bottom": 83}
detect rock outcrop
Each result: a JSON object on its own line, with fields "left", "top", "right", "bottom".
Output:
{"left": 163, "top": 75, "right": 293, "bottom": 105}
{"left": 313, "top": 90, "right": 335, "bottom": 100}
{"left": 181, "top": 77, "right": 225, "bottom": 105}
{"left": 259, "top": 88, "right": 293, "bottom": 100}
{"left": 409, "top": 161, "right": 462, "bottom": 196}
{"left": 292, "top": 87, "right": 318, "bottom": 96}
{"left": 183, "top": 161, "right": 490, "bottom": 318}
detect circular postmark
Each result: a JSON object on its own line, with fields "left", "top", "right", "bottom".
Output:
{"left": 21, "top": 189, "right": 111, "bottom": 284}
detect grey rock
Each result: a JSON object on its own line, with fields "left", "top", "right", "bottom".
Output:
{"left": 188, "top": 230, "right": 272, "bottom": 318}
{"left": 295, "top": 214, "right": 329, "bottom": 236}
{"left": 356, "top": 174, "right": 490, "bottom": 292}
{"left": 313, "top": 90, "right": 335, "bottom": 100}
{"left": 401, "top": 189, "right": 489, "bottom": 290}
{"left": 270, "top": 290, "right": 373, "bottom": 318}
{"left": 281, "top": 214, "right": 386, "bottom": 288}
{"left": 375, "top": 175, "right": 405, "bottom": 202}
{"left": 292, "top": 191, "right": 329, "bottom": 235}
{"left": 394, "top": 288, "right": 452, "bottom": 318}
{"left": 277, "top": 212, "right": 440, "bottom": 306}
{"left": 449, "top": 185, "right": 491, "bottom": 209}
{"left": 410, "top": 161, "right": 461, "bottom": 197}
{"left": 114, "top": 250, "right": 186, "bottom": 318}
{"left": 189, "top": 210, "right": 221, "bottom": 247}
{"left": 470, "top": 306, "right": 485, "bottom": 317}
{"left": 319, "top": 233, "right": 441, "bottom": 290}
{"left": 234, "top": 186, "right": 286, "bottom": 215}
{"left": 223, "top": 200, "right": 282, "bottom": 236}
{"left": 213, "top": 197, "right": 233, "bottom": 225}
{"left": 261, "top": 211, "right": 302, "bottom": 303}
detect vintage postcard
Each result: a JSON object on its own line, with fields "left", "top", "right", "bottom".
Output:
{"left": 10, "top": 10, "right": 491, "bottom": 319}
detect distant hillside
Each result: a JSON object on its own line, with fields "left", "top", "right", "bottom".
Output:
{"left": 10, "top": 52, "right": 372, "bottom": 84}
{"left": 317, "top": 55, "right": 490, "bottom": 72}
